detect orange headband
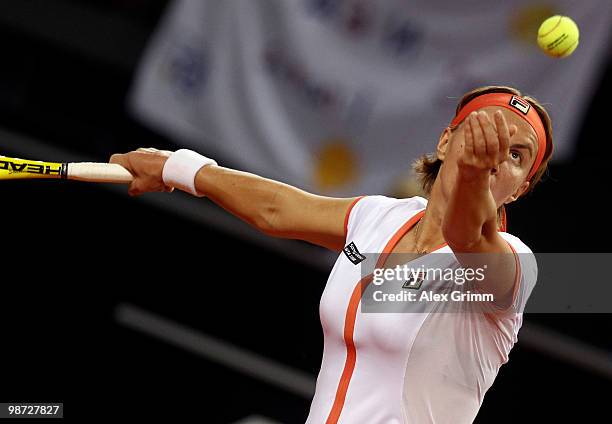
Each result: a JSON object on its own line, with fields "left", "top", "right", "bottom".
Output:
{"left": 449, "top": 93, "right": 547, "bottom": 181}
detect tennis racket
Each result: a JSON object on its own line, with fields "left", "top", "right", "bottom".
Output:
{"left": 0, "top": 155, "right": 133, "bottom": 183}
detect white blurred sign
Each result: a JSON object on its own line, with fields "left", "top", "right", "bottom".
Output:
{"left": 130, "top": 0, "right": 612, "bottom": 196}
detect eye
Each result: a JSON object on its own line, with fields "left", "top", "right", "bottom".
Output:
{"left": 510, "top": 150, "right": 522, "bottom": 163}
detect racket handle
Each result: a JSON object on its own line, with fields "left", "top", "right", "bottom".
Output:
{"left": 67, "top": 162, "right": 134, "bottom": 183}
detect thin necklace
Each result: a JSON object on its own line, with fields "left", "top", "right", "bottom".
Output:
{"left": 413, "top": 218, "right": 427, "bottom": 254}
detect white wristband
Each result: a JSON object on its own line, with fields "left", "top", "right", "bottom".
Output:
{"left": 162, "top": 149, "right": 217, "bottom": 197}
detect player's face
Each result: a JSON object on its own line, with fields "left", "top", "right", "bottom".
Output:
{"left": 438, "top": 106, "right": 539, "bottom": 208}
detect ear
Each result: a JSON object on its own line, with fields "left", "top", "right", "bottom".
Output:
{"left": 504, "top": 180, "right": 530, "bottom": 204}
{"left": 436, "top": 127, "right": 452, "bottom": 161}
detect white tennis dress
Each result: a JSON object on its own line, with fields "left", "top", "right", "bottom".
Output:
{"left": 305, "top": 195, "right": 537, "bottom": 424}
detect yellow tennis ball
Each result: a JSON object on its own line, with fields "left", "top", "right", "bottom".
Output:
{"left": 537, "top": 15, "right": 579, "bottom": 58}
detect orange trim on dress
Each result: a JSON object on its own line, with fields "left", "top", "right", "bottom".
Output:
{"left": 326, "top": 210, "right": 447, "bottom": 424}
{"left": 495, "top": 239, "right": 522, "bottom": 313}
{"left": 343, "top": 195, "right": 367, "bottom": 242}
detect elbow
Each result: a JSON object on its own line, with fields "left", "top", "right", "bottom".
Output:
{"left": 246, "top": 181, "right": 285, "bottom": 235}
{"left": 254, "top": 202, "right": 282, "bottom": 236}
{"left": 442, "top": 222, "right": 482, "bottom": 252}
{"left": 446, "top": 238, "right": 481, "bottom": 253}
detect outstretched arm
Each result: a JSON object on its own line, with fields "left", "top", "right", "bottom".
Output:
{"left": 443, "top": 111, "right": 509, "bottom": 247}
{"left": 110, "top": 148, "right": 358, "bottom": 252}
{"left": 442, "top": 111, "right": 519, "bottom": 308}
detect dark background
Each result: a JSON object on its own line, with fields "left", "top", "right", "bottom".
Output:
{"left": 0, "top": 1, "right": 610, "bottom": 422}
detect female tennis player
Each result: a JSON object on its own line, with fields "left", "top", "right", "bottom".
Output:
{"left": 110, "top": 85, "right": 553, "bottom": 423}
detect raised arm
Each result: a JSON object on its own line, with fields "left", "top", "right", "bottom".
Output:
{"left": 110, "top": 148, "right": 358, "bottom": 252}
{"left": 443, "top": 112, "right": 507, "bottom": 249}
{"left": 442, "top": 111, "right": 521, "bottom": 307}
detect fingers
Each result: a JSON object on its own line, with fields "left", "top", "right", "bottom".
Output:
{"left": 127, "top": 176, "right": 143, "bottom": 197}
{"left": 128, "top": 181, "right": 171, "bottom": 197}
{"left": 110, "top": 148, "right": 171, "bottom": 196}
{"left": 469, "top": 113, "right": 487, "bottom": 158}
{"left": 476, "top": 111, "right": 499, "bottom": 157}
{"left": 109, "top": 153, "right": 128, "bottom": 167}
{"left": 464, "top": 114, "right": 475, "bottom": 156}
{"left": 509, "top": 124, "right": 517, "bottom": 138}
{"left": 462, "top": 110, "right": 515, "bottom": 173}
{"left": 136, "top": 147, "right": 160, "bottom": 154}
{"left": 127, "top": 175, "right": 168, "bottom": 196}
{"left": 494, "top": 111, "right": 511, "bottom": 163}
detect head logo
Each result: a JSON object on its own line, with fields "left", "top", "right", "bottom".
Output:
{"left": 509, "top": 95, "right": 531, "bottom": 115}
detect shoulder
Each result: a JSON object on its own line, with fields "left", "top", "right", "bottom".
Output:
{"left": 497, "top": 231, "right": 538, "bottom": 286}
{"left": 347, "top": 195, "right": 426, "bottom": 225}
{"left": 349, "top": 195, "right": 427, "bottom": 215}
{"left": 497, "top": 232, "right": 533, "bottom": 254}
{"left": 345, "top": 195, "right": 426, "bottom": 240}
{"left": 479, "top": 231, "right": 539, "bottom": 318}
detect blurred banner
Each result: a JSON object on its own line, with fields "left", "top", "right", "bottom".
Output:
{"left": 130, "top": 0, "right": 612, "bottom": 197}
